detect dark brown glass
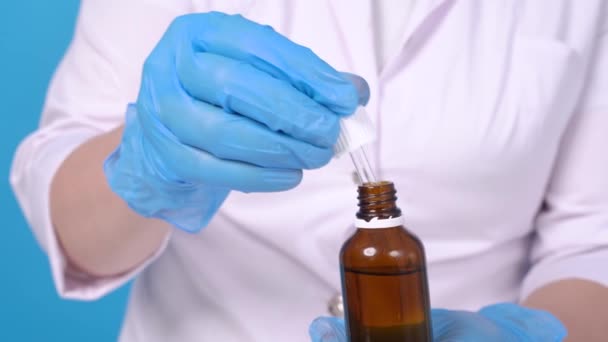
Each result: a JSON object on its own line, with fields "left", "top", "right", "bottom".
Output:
{"left": 340, "top": 181, "right": 432, "bottom": 342}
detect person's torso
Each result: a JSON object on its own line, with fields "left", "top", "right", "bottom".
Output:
{"left": 116, "top": 1, "right": 603, "bottom": 341}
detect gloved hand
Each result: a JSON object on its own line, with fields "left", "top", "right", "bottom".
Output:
{"left": 104, "top": 12, "right": 369, "bottom": 232}
{"left": 309, "top": 303, "right": 567, "bottom": 341}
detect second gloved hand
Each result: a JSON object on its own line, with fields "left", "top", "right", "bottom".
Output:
{"left": 104, "top": 12, "right": 369, "bottom": 232}
{"left": 309, "top": 303, "right": 567, "bottom": 341}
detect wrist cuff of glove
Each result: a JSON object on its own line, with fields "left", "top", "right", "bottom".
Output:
{"left": 103, "top": 103, "right": 229, "bottom": 232}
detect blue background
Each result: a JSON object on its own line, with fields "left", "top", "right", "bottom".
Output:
{"left": 0, "top": 1, "right": 130, "bottom": 341}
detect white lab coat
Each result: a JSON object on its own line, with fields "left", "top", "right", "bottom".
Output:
{"left": 10, "top": 1, "right": 608, "bottom": 341}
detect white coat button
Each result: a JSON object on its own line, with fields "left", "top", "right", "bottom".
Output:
{"left": 328, "top": 293, "right": 344, "bottom": 317}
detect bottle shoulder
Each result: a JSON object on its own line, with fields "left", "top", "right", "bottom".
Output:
{"left": 340, "top": 226, "right": 426, "bottom": 272}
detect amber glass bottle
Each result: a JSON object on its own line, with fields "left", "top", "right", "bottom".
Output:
{"left": 340, "top": 181, "right": 432, "bottom": 341}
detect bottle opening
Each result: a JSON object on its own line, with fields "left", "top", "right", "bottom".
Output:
{"left": 357, "top": 181, "right": 402, "bottom": 221}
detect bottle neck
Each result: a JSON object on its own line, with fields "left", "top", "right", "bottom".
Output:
{"left": 356, "top": 181, "right": 403, "bottom": 228}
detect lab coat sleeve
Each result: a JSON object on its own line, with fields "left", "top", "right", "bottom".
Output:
{"left": 520, "top": 22, "right": 608, "bottom": 300}
{"left": 9, "top": 0, "right": 194, "bottom": 300}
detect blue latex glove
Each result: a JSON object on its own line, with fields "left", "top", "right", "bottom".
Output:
{"left": 309, "top": 303, "right": 567, "bottom": 341}
{"left": 104, "top": 12, "right": 369, "bottom": 232}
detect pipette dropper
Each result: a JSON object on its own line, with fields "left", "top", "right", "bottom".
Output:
{"left": 349, "top": 146, "right": 376, "bottom": 184}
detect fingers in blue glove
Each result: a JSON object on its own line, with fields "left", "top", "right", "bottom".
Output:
{"left": 431, "top": 303, "right": 567, "bottom": 342}
{"left": 340, "top": 72, "right": 370, "bottom": 106}
{"left": 136, "top": 104, "right": 302, "bottom": 193}
{"left": 175, "top": 52, "right": 340, "bottom": 149}
{"left": 173, "top": 12, "right": 360, "bottom": 114}
{"left": 479, "top": 303, "right": 567, "bottom": 341}
{"left": 309, "top": 317, "right": 347, "bottom": 342}
{"left": 141, "top": 12, "right": 370, "bottom": 172}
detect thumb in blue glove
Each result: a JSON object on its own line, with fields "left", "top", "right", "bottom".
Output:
{"left": 309, "top": 303, "right": 567, "bottom": 342}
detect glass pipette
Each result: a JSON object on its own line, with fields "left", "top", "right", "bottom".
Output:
{"left": 349, "top": 146, "right": 376, "bottom": 184}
